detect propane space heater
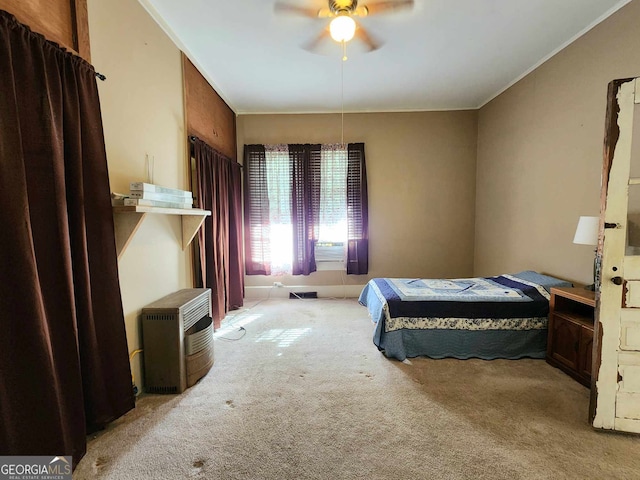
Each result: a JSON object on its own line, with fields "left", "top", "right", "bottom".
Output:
{"left": 141, "top": 288, "right": 213, "bottom": 394}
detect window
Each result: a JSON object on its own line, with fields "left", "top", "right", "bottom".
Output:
{"left": 243, "top": 143, "right": 368, "bottom": 276}
{"left": 265, "top": 146, "right": 293, "bottom": 275}
{"left": 316, "top": 145, "right": 348, "bottom": 265}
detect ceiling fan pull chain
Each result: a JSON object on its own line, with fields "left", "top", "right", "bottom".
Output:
{"left": 342, "top": 40, "right": 348, "bottom": 61}
{"left": 341, "top": 48, "right": 345, "bottom": 147}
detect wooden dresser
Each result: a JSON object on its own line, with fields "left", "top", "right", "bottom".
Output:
{"left": 546, "top": 287, "right": 596, "bottom": 387}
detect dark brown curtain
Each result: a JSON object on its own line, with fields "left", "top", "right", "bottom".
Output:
{"left": 243, "top": 145, "right": 270, "bottom": 275}
{"left": 347, "top": 143, "right": 369, "bottom": 274}
{"left": 227, "top": 163, "right": 245, "bottom": 309}
{"left": 290, "top": 144, "right": 321, "bottom": 275}
{"left": 0, "top": 10, "right": 134, "bottom": 467}
{"left": 193, "top": 138, "right": 244, "bottom": 328}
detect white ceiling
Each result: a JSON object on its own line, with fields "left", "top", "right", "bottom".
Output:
{"left": 139, "top": 0, "right": 631, "bottom": 114}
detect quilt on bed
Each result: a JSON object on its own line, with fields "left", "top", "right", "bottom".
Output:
{"left": 358, "top": 271, "right": 571, "bottom": 361}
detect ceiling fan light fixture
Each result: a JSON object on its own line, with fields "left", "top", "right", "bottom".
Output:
{"left": 329, "top": 15, "right": 356, "bottom": 42}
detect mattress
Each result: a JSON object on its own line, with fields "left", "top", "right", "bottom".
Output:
{"left": 358, "top": 271, "right": 572, "bottom": 361}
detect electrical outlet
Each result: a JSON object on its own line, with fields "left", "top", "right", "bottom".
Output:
{"left": 273, "top": 281, "right": 284, "bottom": 288}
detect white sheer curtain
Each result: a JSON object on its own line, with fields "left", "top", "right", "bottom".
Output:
{"left": 318, "top": 144, "right": 348, "bottom": 260}
{"left": 265, "top": 145, "right": 293, "bottom": 275}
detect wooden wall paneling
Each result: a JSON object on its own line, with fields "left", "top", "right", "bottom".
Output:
{"left": 73, "top": 0, "right": 91, "bottom": 61}
{"left": 0, "top": 0, "right": 90, "bottom": 60}
{"left": 183, "top": 54, "right": 236, "bottom": 160}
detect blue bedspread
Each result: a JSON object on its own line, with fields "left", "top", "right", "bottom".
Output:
{"left": 358, "top": 271, "right": 571, "bottom": 361}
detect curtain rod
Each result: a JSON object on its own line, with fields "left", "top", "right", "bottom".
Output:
{"left": 95, "top": 72, "right": 106, "bottom": 81}
{"left": 189, "top": 135, "right": 243, "bottom": 168}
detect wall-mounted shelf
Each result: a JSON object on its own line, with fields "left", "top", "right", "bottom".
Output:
{"left": 113, "top": 206, "right": 211, "bottom": 259}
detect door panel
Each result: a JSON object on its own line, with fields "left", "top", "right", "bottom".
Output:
{"left": 617, "top": 88, "right": 640, "bottom": 425}
{"left": 616, "top": 393, "right": 640, "bottom": 419}
{"left": 592, "top": 77, "right": 640, "bottom": 432}
{"left": 625, "top": 280, "right": 640, "bottom": 308}
{"left": 620, "top": 309, "right": 640, "bottom": 350}
{"left": 619, "top": 366, "right": 640, "bottom": 392}
{"left": 618, "top": 353, "right": 640, "bottom": 393}
{"left": 623, "top": 255, "right": 640, "bottom": 277}
{"left": 614, "top": 418, "right": 640, "bottom": 434}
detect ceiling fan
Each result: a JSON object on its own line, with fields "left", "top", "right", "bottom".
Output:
{"left": 274, "top": 0, "right": 414, "bottom": 53}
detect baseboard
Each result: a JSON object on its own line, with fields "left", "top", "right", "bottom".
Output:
{"left": 245, "top": 284, "right": 365, "bottom": 299}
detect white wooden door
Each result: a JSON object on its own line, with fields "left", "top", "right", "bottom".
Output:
{"left": 592, "top": 77, "right": 640, "bottom": 433}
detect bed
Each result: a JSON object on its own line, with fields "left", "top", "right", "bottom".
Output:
{"left": 358, "top": 271, "right": 572, "bottom": 361}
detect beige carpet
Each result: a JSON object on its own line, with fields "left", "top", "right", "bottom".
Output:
{"left": 75, "top": 299, "right": 640, "bottom": 479}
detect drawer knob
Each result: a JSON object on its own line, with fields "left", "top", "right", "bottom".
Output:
{"left": 611, "top": 276, "right": 623, "bottom": 285}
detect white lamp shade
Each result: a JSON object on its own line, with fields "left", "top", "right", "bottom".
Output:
{"left": 573, "top": 216, "right": 599, "bottom": 245}
{"left": 330, "top": 15, "right": 356, "bottom": 42}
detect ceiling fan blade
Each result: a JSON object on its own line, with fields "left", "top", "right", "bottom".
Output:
{"left": 274, "top": 3, "right": 333, "bottom": 18}
{"left": 355, "top": 0, "right": 414, "bottom": 16}
{"left": 303, "top": 28, "right": 331, "bottom": 52}
{"left": 317, "top": 7, "right": 333, "bottom": 18}
{"left": 354, "top": 25, "right": 381, "bottom": 51}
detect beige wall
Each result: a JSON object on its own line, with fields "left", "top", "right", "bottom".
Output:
{"left": 238, "top": 111, "right": 478, "bottom": 288}
{"left": 475, "top": 0, "right": 640, "bottom": 285}
{"left": 88, "top": 0, "right": 192, "bottom": 388}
